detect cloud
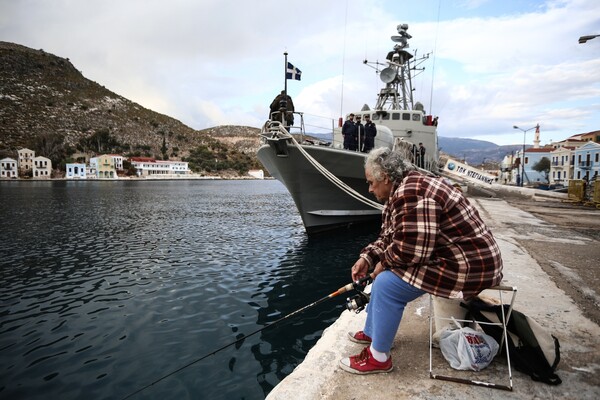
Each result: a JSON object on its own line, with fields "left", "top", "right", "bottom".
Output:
{"left": 1, "top": 0, "right": 599, "bottom": 146}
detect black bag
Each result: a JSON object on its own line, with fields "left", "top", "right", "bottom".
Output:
{"left": 465, "top": 297, "right": 562, "bottom": 385}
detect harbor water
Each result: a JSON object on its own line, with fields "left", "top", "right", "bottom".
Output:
{"left": 0, "top": 180, "right": 377, "bottom": 400}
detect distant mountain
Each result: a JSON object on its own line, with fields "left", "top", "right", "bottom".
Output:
{"left": 438, "top": 137, "right": 523, "bottom": 165}
{"left": 305, "top": 133, "right": 520, "bottom": 165}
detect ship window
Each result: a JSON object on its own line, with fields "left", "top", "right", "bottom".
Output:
{"left": 412, "top": 114, "right": 421, "bottom": 122}
{"left": 402, "top": 113, "right": 410, "bottom": 121}
{"left": 392, "top": 113, "right": 400, "bottom": 120}
{"left": 372, "top": 114, "right": 380, "bottom": 120}
{"left": 381, "top": 114, "right": 390, "bottom": 120}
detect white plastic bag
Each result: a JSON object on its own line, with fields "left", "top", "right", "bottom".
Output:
{"left": 439, "top": 326, "right": 499, "bottom": 371}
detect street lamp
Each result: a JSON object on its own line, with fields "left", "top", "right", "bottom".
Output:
{"left": 513, "top": 125, "right": 537, "bottom": 187}
{"left": 579, "top": 34, "right": 600, "bottom": 44}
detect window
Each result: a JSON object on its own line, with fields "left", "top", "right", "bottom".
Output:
{"left": 402, "top": 113, "right": 410, "bottom": 121}
{"left": 412, "top": 113, "right": 421, "bottom": 122}
{"left": 391, "top": 113, "right": 400, "bottom": 120}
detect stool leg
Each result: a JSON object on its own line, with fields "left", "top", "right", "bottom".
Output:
{"left": 429, "top": 295, "right": 434, "bottom": 377}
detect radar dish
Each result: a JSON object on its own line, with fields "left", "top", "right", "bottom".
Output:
{"left": 380, "top": 67, "right": 396, "bottom": 83}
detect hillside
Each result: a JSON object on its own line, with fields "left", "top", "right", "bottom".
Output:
{"left": 0, "top": 42, "right": 261, "bottom": 174}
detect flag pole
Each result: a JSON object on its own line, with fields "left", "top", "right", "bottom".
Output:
{"left": 284, "top": 51, "right": 288, "bottom": 96}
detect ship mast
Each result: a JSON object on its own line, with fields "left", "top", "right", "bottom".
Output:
{"left": 366, "top": 24, "right": 428, "bottom": 112}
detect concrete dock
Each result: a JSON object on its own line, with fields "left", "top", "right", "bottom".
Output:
{"left": 266, "top": 192, "right": 600, "bottom": 400}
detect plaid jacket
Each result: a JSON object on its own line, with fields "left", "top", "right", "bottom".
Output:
{"left": 361, "top": 171, "right": 503, "bottom": 299}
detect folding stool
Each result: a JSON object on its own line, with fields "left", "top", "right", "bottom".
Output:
{"left": 428, "top": 285, "right": 518, "bottom": 391}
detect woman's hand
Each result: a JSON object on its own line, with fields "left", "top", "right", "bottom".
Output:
{"left": 351, "top": 258, "right": 369, "bottom": 282}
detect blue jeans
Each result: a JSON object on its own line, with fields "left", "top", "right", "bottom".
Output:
{"left": 363, "top": 270, "right": 425, "bottom": 353}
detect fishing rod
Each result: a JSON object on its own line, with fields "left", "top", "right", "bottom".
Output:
{"left": 121, "top": 274, "right": 373, "bottom": 400}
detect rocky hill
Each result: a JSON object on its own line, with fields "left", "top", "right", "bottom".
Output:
{"left": 0, "top": 41, "right": 261, "bottom": 174}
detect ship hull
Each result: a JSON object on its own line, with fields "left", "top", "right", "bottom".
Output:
{"left": 257, "top": 140, "right": 382, "bottom": 234}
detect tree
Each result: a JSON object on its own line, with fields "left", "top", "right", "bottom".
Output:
{"left": 532, "top": 157, "right": 551, "bottom": 183}
{"left": 29, "top": 132, "right": 67, "bottom": 167}
{"left": 161, "top": 134, "right": 168, "bottom": 160}
{"left": 79, "top": 128, "right": 120, "bottom": 154}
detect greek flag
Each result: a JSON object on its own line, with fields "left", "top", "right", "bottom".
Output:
{"left": 286, "top": 62, "right": 302, "bottom": 81}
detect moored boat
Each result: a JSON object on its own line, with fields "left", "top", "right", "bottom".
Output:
{"left": 257, "top": 24, "right": 439, "bottom": 234}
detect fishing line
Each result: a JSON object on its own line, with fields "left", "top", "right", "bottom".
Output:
{"left": 120, "top": 275, "right": 372, "bottom": 400}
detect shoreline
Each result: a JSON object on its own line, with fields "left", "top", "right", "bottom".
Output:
{"left": 0, "top": 175, "right": 273, "bottom": 182}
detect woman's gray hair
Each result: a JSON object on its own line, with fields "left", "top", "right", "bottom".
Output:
{"left": 365, "top": 147, "right": 414, "bottom": 182}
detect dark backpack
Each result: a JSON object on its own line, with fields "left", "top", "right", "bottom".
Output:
{"left": 464, "top": 297, "right": 562, "bottom": 385}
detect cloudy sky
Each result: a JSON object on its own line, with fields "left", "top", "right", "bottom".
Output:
{"left": 1, "top": 0, "right": 599, "bottom": 146}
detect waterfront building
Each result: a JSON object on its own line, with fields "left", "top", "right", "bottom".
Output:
{"left": 65, "top": 163, "right": 87, "bottom": 179}
{"left": 86, "top": 165, "right": 97, "bottom": 179}
{"left": 17, "top": 148, "right": 34, "bottom": 175}
{"left": 129, "top": 157, "right": 190, "bottom": 177}
{"left": 550, "top": 146, "right": 575, "bottom": 186}
{"left": 573, "top": 141, "right": 600, "bottom": 182}
{"left": 108, "top": 154, "right": 124, "bottom": 171}
{"left": 1, "top": 157, "right": 18, "bottom": 179}
{"left": 89, "top": 157, "right": 98, "bottom": 170}
{"left": 32, "top": 156, "right": 52, "bottom": 178}
{"left": 248, "top": 169, "right": 264, "bottom": 179}
{"left": 514, "top": 147, "right": 553, "bottom": 185}
{"left": 499, "top": 153, "right": 516, "bottom": 185}
{"left": 96, "top": 154, "right": 118, "bottom": 179}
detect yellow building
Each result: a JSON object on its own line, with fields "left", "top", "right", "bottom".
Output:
{"left": 97, "top": 154, "right": 118, "bottom": 179}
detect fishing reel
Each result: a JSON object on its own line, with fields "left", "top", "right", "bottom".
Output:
{"left": 345, "top": 291, "right": 370, "bottom": 313}
{"left": 345, "top": 275, "right": 373, "bottom": 314}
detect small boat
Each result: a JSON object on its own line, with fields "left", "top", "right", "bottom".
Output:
{"left": 257, "top": 24, "right": 439, "bottom": 234}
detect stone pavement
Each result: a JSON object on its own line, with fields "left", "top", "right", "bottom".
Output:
{"left": 266, "top": 196, "right": 600, "bottom": 400}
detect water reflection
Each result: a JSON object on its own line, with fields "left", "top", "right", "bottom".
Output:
{"left": 251, "top": 229, "right": 378, "bottom": 395}
{"left": 0, "top": 180, "right": 378, "bottom": 400}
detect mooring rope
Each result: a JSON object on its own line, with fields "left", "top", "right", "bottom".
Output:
{"left": 267, "top": 125, "right": 383, "bottom": 211}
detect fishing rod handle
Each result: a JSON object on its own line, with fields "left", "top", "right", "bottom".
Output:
{"left": 354, "top": 274, "right": 373, "bottom": 288}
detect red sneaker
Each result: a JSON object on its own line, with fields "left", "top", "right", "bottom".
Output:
{"left": 348, "top": 331, "right": 372, "bottom": 344}
{"left": 339, "top": 346, "right": 393, "bottom": 374}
